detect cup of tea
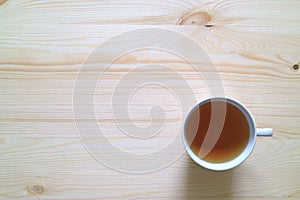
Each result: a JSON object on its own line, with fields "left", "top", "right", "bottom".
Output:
{"left": 182, "top": 97, "right": 272, "bottom": 170}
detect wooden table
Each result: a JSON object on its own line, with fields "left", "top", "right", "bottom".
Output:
{"left": 1, "top": 0, "right": 300, "bottom": 199}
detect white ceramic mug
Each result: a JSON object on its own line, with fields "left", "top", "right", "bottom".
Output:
{"left": 182, "top": 97, "right": 272, "bottom": 171}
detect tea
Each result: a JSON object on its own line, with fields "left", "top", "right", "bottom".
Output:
{"left": 185, "top": 100, "right": 250, "bottom": 163}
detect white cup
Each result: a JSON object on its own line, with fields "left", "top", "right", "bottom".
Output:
{"left": 182, "top": 97, "right": 272, "bottom": 171}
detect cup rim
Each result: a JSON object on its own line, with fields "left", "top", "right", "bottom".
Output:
{"left": 182, "top": 97, "right": 257, "bottom": 171}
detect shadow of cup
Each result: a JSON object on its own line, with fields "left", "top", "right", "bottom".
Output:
{"left": 183, "top": 158, "right": 233, "bottom": 199}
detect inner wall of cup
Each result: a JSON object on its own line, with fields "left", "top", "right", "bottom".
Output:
{"left": 183, "top": 97, "right": 256, "bottom": 170}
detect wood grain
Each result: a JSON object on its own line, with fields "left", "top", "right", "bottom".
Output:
{"left": 1, "top": 0, "right": 300, "bottom": 199}
{"left": 0, "top": 137, "right": 299, "bottom": 199}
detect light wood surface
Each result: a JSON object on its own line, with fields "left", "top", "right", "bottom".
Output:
{"left": 1, "top": 0, "right": 300, "bottom": 199}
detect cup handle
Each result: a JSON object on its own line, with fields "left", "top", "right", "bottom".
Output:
{"left": 256, "top": 128, "right": 273, "bottom": 136}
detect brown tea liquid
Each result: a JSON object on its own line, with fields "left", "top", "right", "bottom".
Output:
{"left": 186, "top": 100, "right": 250, "bottom": 163}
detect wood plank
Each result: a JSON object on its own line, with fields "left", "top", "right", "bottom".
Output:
{"left": 0, "top": 25, "right": 299, "bottom": 65}
{"left": 0, "top": 137, "right": 299, "bottom": 199}
{"left": 1, "top": 0, "right": 300, "bottom": 26}
{"left": 0, "top": 53, "right": 299, "bottom": 138}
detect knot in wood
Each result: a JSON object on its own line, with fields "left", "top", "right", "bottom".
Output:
{"left": 28, "top": 184, "right": 45, "bottom": 195}
{"left": 179, "top": 12, "right": 211, "bottom": 25}
{"left": 293, "top": 64, "right": 299, "bottom": 70}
